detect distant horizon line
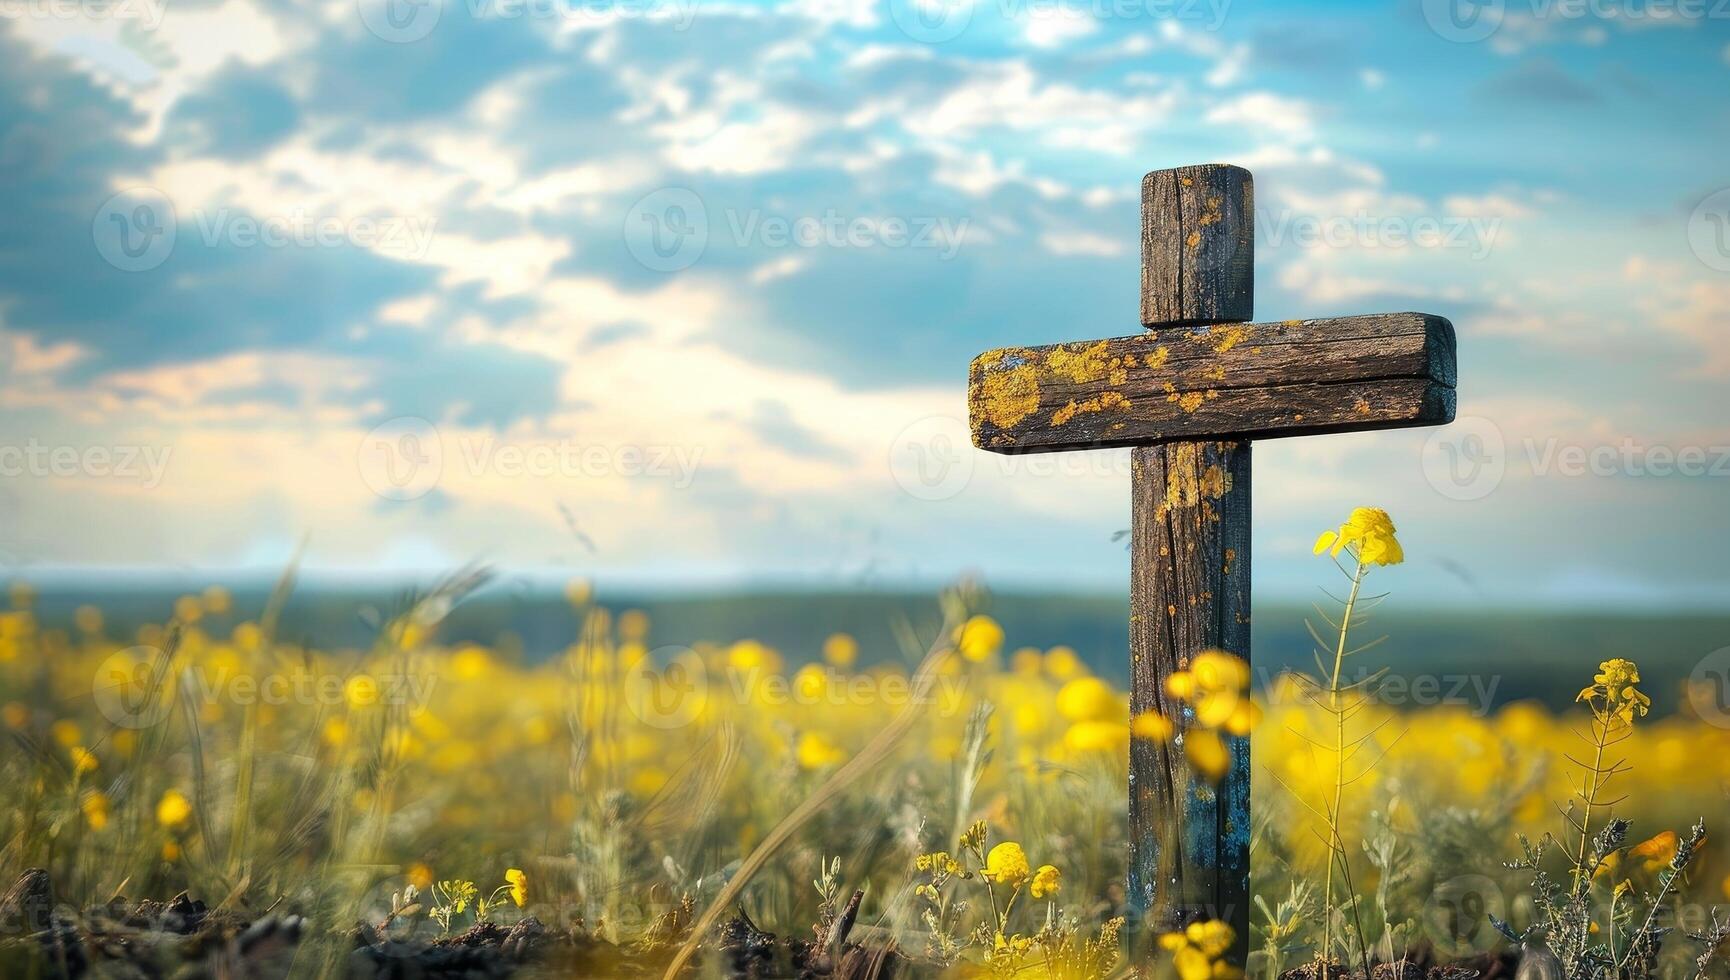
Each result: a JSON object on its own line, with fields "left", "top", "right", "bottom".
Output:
{"left": 4, "top": 563, "right": 1728, "bottom": 616}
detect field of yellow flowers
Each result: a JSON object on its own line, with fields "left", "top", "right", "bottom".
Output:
{"left": 1, "top": 542, "right": 1727, "bottom": 976}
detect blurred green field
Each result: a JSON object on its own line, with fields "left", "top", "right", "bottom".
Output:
{"left": 18, "top": 580, "right": 1728, "bottom": 715}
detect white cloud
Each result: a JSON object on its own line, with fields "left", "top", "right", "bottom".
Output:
{"left": 1440, "top": 193, "right": 1535, "bottom": 220}
{"left": 10, "top": 0, "right": 294, "bottom": 142}
{"left": 901, "top": 61, "right": 1180, "bottom": 155}
{"left": 376, "top": 294, "right": 441, "bottom": 328}
{"left": 1205, "top": 92, "right": 1314, "bottom": 139}
{"left": 651, "top": 75, "right": 822, "bottom": 174}
{"left": 1155, "top": 21, "right": 1246, "bottom": 86}
{"left": 750, "top": 255, "right": 809, "bottom": 284}
{"left": 787, "top": 0, "right": 881, "bottom": 28}
{"left": 496, "top": 160, "right": 656, "bottom": 214}
{"left": 843, "top": 44, "right": 934, "bottom": 70}
{"left": 1021, "top": 7, "right": 1098, "bottom": 48}
{"left": 1625, "top": 257, "right": 1730, "bottom": 376}
{"left": 2, "top": 330, "right": 88, "bottom": 377}
{"left": 1039, "top": 230, "right": 1124, "bottom": 257}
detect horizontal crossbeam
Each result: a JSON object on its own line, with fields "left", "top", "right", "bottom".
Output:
{"left": 968, "top": 312, "right": 1455, "bottom": 453}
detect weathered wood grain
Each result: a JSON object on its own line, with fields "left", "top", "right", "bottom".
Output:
{"left": 1142, "top": 165, "right": 1254, "bottom": 327}
{"left": 960, "top": 160, "right": 1460, "bottom": 975}
{"left": 1128, "top": 442, "right": 1251, "bottom": 952}
{"left": 967, "top": 313, "right": 1456, "bottom": 453}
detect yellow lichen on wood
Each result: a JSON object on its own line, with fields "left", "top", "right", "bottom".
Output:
{"left": 1045, "top": 340, "right": 1126, "bottom": 386}
{"left": 1198, "top": 194, "right": 1222, "bottom": 227}
{"left": 1185, "top": 230, "right": 1201, "bottom": 249}
{"left": 1161, "top": 445, "right": 1234, "bottom": 511}
{"left": 1167, "top": 389, "right": 1218, "bottom": 413}
{"left": 1211, "top": 325, "right": 1249, "bottom": 353}
{"left": 1145, "top": 345, "right": 1170, "bottom": 370}
{"left": 974, "top": 351, "right": 1041, "bottom": 430}
{"left": 1049, "top": 391, "right": 1130, "bottom": 427}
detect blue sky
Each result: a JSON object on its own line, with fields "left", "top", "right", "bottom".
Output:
{"left": 0, "top": 0, "right": 1727, "bottom": 606}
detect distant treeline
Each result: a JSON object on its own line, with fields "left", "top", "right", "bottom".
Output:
{"left": 16, "top": 581, "right": 1727, "bottom": 716}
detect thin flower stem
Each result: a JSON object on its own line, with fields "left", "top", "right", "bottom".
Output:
{"left": 1573, "top": 707, "right": 1610, "bottom": 888}
{"left": 1321, "top": 556, "right": 1371, "bottom": 980}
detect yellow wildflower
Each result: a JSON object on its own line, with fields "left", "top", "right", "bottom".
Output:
{"left": 1030, "top": 864, "right": 1061, "bottom": 898}
{"left": 955, "top": 615, "right": 1004, "bottom": 662}
{"left": 1185, "top": 920, "right": 1235, "bottom": 958}
{"left": 69, "top": 746, "right": 98, "bottom": 774}
{"left": 1131, "top": 711, "right": 1175, "bottom": 741}
{"left": 796, "top": 732, "right": 845, "bottom": 770}
{"left": 452, "top": 647, "right": 493, "bottom": 680}
{"left": 201, "top": 585, "right": 231, "bottom": 616}
{"left": 1185, "top": 729, "right": 1230, "bottom": 781}
{"left": 1577, "top": 658, "right": 1651, "bottom": 727}
{"left": 728, "top": 640, "right": 779, "bottom": 673}
{"left": 173, "top": 594, "right": 203, "bottom": 623}
{"left": 344, "top": 674, "right": 380, "bottom": 708}
{"left": 1313, "top": 507, "right": 1404, "bottom": 566}
{"left": 1166, "top": 651, "right": 1252, "bottom": 733}
{"left": 1629, "top": 830, "right": 1697, "bottom": 872}
{"left": 157, "top": 789, "right": 193, "bottom": 828}
{"left": 50, "top": 719, "right": 81, "bottom": 748}
{"left": 982, "top": 842, "right": 1031, "bottom": 888}
{"left": 793, "top": 664, "right": 828, "bottom": 701}
{"left": 81, "top": 791, "right": 110, "bottom": 830}
{"left": 1044, "top": 646, "right": 1083, "bottom": 679}
{"left": 564, "top": 578, "right": 592, "bottom": 605}
{"left": 822, "top": 633, "right": 857, "bottom": 668}
{"left": 618, "top": 609, "right": 649, "bottom": 641}
{"left": 1172, "top": 945, "right": 1212, "bottom": 980}
{"left": 505, "top": 868, "right": 527, "bottom": 907}
{"left": 1161, "top": 921, "right": 1239, "bottom": 980}
{"left": 1063, "top": 720, "right": 1129, "bottom": 755}
{"left": 1056, "top": 676, "right": 1120, "bottom": 723}
{"left": 1225, "top": 700, "right": 1260, "bottom": 737}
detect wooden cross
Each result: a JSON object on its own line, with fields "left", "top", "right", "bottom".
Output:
{"left": 965, "top": 164, "right": 1457, "bottom": 961}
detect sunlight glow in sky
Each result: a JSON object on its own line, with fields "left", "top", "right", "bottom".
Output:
{"left": 1, "top": 0, "right": 1728, "bottom": 605}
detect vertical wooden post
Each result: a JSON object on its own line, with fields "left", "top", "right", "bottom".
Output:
{"left": 1128, "top": 165, "right": 1254, "bottom": 959}
{"left": 1128, "top": 443, "right": 1252, "bottom": 941}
